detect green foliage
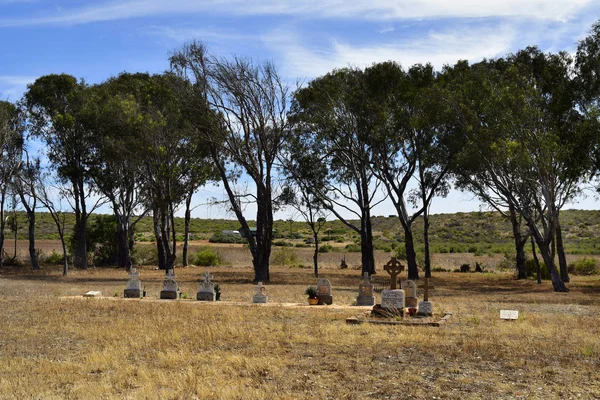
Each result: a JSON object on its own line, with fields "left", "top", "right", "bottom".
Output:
{"left": 318, "top": 244, "right": 333, "bottom": 253}
{"left": 271, "top": 247, "right": 298, "bottom": 266}
{"left": 568, "top": 258, "right": 599, "bottom": 276}
{"left": 131, "top": 246, "right": 158, "bottom": 266}
{"left": 345, "top": 243, "right": 361, "bottom": 252}
{"left": 87, "top": 215, "right": 119, "bottom": 266}
{"left": 44, "top": 250, "right": 65, "bottom": 265}
{"left": 304, "top": 285, "right": 318, "bottom": 298}
{"left": 525, "top": 259, "right": 550, "bottom": 280}
{"left": 273, "top": 240, "right": 294, "bottom": 247}
{"left": 208, "top": 233, "right": 245, "bottom": 244}
{"left": 193, "top": 247, "right": 222, "bottom": 266}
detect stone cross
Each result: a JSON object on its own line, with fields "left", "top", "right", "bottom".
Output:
{"left": 256, "top": 282, "right": 266, "bottom": 294}
{"left": 420, "top": 278, "right": 435, "bottom": 301}
{"left": 383, "top": 257, "right": 404, "bottom": 289}
{"left": 361, "top": 271, "right": 370, "bottom": 283}
{"left": 202, "top": 271, "right": 214, "bottom": 284}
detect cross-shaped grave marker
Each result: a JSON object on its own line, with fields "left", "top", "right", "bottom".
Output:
{"left": 383, "top": 257, "right": 405, "bottom": 289}
{"left": 420, "top": 278, "right": 435, "bottom": 301}
{"left": 202, "top": 270, "right": 213, "bottom": 283}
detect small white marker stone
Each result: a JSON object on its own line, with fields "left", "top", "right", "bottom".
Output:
{"left": 84, "top": 291, "right": 102, "bottom": 297}
{"left": 500, "top": 310, "right": 519, "bottom": 320}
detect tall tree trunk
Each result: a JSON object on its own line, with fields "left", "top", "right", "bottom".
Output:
{"left": 313, "top": 230, "right": 319, "bottom": 278}
{"left": 509, "top": 204, "right": 528, "bottom": 279}
{"left": 360, "top": 209, "right": 376, "bottom": 275}
{"left": 182, "top": 191, "right": 192, "bottom": 267}
{"left": 253, "top": 186, "right": 272, "bottom": 282}
{"left": 423, "top": 210, "right": 431, "bottom": 278}
{"left": 0, "top": 194, "right": 5, "bottom": 268}
{"left": 27, "top": 210, "right": 40, "bottom": 270}
{"left": 555, "top": 218, "right": 569, "bottom": 283}
{"left": 153, "top": 209, "right": 166, "bottom": 270}
{"left": 536, "top": 239, "right": 568, "bottom": 292}
{"left": 531, "top": 236, "right": 542, "bottom": 284}
{"left": 403, "top": 223, "right": 420, "bottom": 280}
{"left": 72, "top": 179, "right": 88, "bottom": 270}
{"left": 115, "top": 212, "right": 132, "bottom": 270}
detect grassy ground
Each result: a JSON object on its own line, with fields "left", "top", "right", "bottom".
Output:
{"left": 1, "top": 261, "right": 599, "bottom": 399}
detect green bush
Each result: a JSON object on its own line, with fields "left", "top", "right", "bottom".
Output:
{"left": 525, "top": 258, "right": 550, "bottom": 280}
{"left": 568, "top": 258, "right": 599, "bottom": 276}
{"left": 318, "top": 244, "right": 333, "bottom": 253}
{"left": 273, "top": 240, "right": 294, "bottom": 247}
{"left": 345, "top": 243, "right": 361, "bottom": 252}
{"left": 271, "top": 247, "right": 298, "bottom": 266}
{"left": 209, "top": 233, "right": 245, "bottom": 244}
{"left": 44, "top": 250, "right": 65, "bottom": 265}
{"left": 132, "top": 245, "right": 158, "bottom": 266}
{"left": 194, "top": 247, "right": 222, "bottom": 266}
{"left": 395, "top": 245, "right": 407, "bottom": 260}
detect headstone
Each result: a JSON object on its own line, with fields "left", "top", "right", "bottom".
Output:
{"left": 160, "top": 269, "right": 180, "bottom": 300}
{"left": 381, "top": 289, "right": 405, "bottom": 314}
{"left": 316, "top": 278, "right": 333, "bottom": 305}
{"left": 124, "top": 268, "right": 142, "bottom": 298}
{"left": 83, "top": 291, "right": 102, "bottom": 297}
{"left": 500, "top": 310, "right": 519, "bottom": 320}
{"left": 383, "top": 257, "right": 405, "bottom": 289}
{"left": 252, "top": 282, "right": 268, "bottom": 303}
{"left": 197, "top": 270, "right": 216, "bottom": 301}
{"left": 356, "top": 272, "right": 375, "bottom": 306}
{"left": 402, "top": 280, "right": 418, "bottom": 308}
{"left": 418, "top": 278, "right": 435, "bottom": 316}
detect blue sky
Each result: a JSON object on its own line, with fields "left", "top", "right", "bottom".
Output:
{"left": 1, "top": 0, "right": 599, "bottom": 218}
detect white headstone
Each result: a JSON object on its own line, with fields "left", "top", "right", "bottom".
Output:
{"left": 381, "top": 289, "right": 405, "bottom": 309}
{"left": 162, "top": 270, "right": 179, "bottom": 292}
{"left": 252, "top": 282, "right": 268, "bottom": 303}
{"left": 418, "top": 301, "right": 433, "bottom": 316}
{"left": 126, "top": 268, "right": 142, "bottom": 291}
{"left": 401, "top": 280, "right": 417, "bottom": 298}
{"left": 199, "top": 271, "right": 214, "bottom": 293}
{"left": 500, "top": 310, "right": 519, "bottom": 320}
{"left": 83, "top": 291, "right": 102, "bottom": 297}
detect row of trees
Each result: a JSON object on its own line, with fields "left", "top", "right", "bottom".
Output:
{"left": 1, "top": 22, "right": 600, "bottom": 291}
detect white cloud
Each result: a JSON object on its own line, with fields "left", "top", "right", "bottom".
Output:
{"left": 0, "top": 75, "right": 36, "bottom": 101}
{"left": 263, "top": 25, "right": 516, "bottom": 79}
{"left": 0, "top": 0, "right": 594, "bottom": 27}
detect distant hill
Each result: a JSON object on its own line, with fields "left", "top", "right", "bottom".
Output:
{"left": 5, "top": 209, "right": 600, "bottom": 255}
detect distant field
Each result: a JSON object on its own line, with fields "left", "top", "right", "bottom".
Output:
{"left": 0, "top": 265, "right": 598, "bottom": 399}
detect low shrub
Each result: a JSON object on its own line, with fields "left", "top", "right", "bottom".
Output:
{"left": 272, "top": 247, "right": 298, "bottom": 266}
{"left": 318, "top": 244, "right": 333, "bottom": 253}
{"left": 194, "top": 247, "right": 222, "bottom": 266}
{"left": 44, "top": 250, "right": 65, "bottom": 265}
{"left": 568, "top": 258, "right": 599, "bottom": 276}
{"left": 132, "top": 246, "right": 158, "bottom": 266}
{"left": 209, "top": 233, "right": 245, "bottom": 244}
{"left": 273, "top": 240, "right": 294, "bottom": 247}
{"left": 525, "top": 258, "right": 550, "bottom": 280}
{"left": 345, "top": 243, "right": 361, "bottom": 252}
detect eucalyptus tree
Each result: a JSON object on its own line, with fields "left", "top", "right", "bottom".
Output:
{"left": 83, "top": 73, "right": 152, "bottom": 269}
{"left": 13, "top": 152, "right": 41, "bottom": 270}
{"left": 576, "top": 20, "right": 600, "bottom": 189}
{"left": 364, "top": 62, "right": 461, "bottom": 279}
{"left": 288, "top": 67, "right": 384, "bottom": 276}
{"left": 450, "top": 52, "right": 589, "bottom": 292}
{"left": 171, "top": 42, "right": 289, "bottom": 282}
{"left": 24, "top": 74, "right": 102, "bottom": 270}
{"left": 0, "top": 100, "right": 23, "bottom": 268}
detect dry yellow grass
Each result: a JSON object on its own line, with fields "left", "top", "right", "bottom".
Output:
{"left": 1, "top": 258, "right": 599, "bottom": 399}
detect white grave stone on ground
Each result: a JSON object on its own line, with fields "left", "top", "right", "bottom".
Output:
{"left": 83, "top": 291, "right": 102, "bottom": 297}
{"left": 402, "top": 280, "right": 418, "bottom": 308}
{"left": 160, "top": 269, "right": 180, "bottom": 300}
{"left": 197, "top": 270, "right": 216, "bottom": 301}
{"left": 418, "top": 278, "right": 435, "bottom": 316}
{"left": 252, "top": 282, "right": 268, "bottom": 303}
{"left": 316, "top": 278, "right": 333, "bottom": 305}
{"left": 381, "top": 289, "right": 405, "bottom": 311}
{"left": 124, "top": 268, "right": 142, "bottom": 298}
{"left": 356, "top": 272, "right": 375, "bottom": 306}
{"left": 500, "top": 310, "right": 519, "bottom": 320}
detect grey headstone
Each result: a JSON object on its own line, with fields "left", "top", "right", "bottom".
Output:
{"left": 160, "top": 269, "right": 180, "bottom": 300}
{"left": 316, "top": 278, "right": 333, "bottom": 305}
{"left": 124, "top": 268, "right": 142, "bottom": 298}
{"left": 252, "top": 282, "right": 268, "bottom": 303}
{"left": 197, "top": 270, "right": 216, "bottom": 301}
{"left": 356, "top": 272, "right": 375, "bottom": 306}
